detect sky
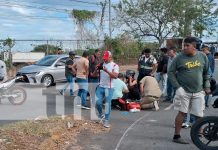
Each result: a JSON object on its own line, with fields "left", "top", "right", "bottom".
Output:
{"left": 0, "top": 0, "right": 117, "bottom": 40}
{"left": 0, "top": 0, "right": 218, "bottom": 52}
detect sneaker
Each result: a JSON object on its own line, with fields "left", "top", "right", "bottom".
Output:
{"left": 81, "top": 106, "right": 90, "bottom": 110}
{"left": 96, "top": 115, "right": 105, "bottom": 124}
{"left": 173, "top": 137, "right": 189, "bottom": 144}
{"left": 182, "top": 123, "right": 190, "bottom": 129}
{"left": 153, "top": 101, "right": 159, "bottom": 111}
{"left": 103, "top": 120, "right": 111, "bottom": 128}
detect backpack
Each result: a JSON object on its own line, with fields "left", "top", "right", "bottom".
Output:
{"left": 118, "top": 98, "right": 141, "bottom": 112}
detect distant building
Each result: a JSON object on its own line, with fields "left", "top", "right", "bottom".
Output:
{"left": 12, "top": 52, "right": 45, "bottom": 64}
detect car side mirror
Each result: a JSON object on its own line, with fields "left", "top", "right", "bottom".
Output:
{"left": 55, "top": 62, "right": 64, "bottom": 67}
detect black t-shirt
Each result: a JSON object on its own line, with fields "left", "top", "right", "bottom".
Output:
{"left": 65, "top": 57, "right": 75, "bottom": 77}
{"left": 157, "top": 54, "right": 169, "bottom": 73}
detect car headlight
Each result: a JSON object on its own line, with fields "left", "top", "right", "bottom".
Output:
{"left": 27, "top": 72, "right": 41, "bottom": 77}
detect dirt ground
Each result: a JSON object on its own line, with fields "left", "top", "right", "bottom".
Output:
{"left": 0, "top": 115, "right": 109, "bottom": 150}
{"left": 119, "top": 65, "right": 137, "bottom": 73}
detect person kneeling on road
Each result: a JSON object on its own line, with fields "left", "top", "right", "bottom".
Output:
{"left": 111, "top": 73, "right": 129, "bottom": 109}
{"left": 139, "top": 76, "right": 161, "bottom": 111}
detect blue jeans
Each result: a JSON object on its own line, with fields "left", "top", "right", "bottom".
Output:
{"left": 62, "top": 75, "right": 75, "bottom": 95}
{"left": 205, "top": 95, "right": 209, "bottom": 106}
{"left": 166, "top": 78, "right": 176, "bottom": 101}
{"left": 184, "top": 113, "right": 197, "bottom": 124}
{"left": 88, "top": 78, "right": 99, "bottom": 104}
{"left": 77, "top": 78, "right": 88, "bottom": 107}
{"left": 95, "top": 86, "right": 114, "bottom": 121}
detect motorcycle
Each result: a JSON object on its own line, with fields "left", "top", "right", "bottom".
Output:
{"left": 0, "top": 77, "right": 27, "bottom": 105}
{"left": 191, "top": 80, "right": 218, "bottom": 150}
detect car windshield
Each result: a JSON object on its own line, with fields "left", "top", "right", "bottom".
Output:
{"left": 35, "top": 55, "right": 59, "bottom": 66}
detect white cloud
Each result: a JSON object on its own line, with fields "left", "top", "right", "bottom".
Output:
{"left": 11, "top": 6, "right": 30, "bottom": 15}
{"left": 1, "top": 23, "right": 14, "bottom": 27}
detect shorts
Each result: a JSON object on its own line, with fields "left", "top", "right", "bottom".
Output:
{"left": 173, "top": 89, "right": 205, "bottom": 117}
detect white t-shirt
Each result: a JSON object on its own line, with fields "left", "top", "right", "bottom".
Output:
{"left": 99, "top": 62, "right": 119, "bottom": 88}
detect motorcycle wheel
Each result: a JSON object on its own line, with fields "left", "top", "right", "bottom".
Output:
{"left": 191, "top": 116, "right": 218, "bottom": 150}
{"left": 8, "top": 86, "right": 27, "bottom": 105}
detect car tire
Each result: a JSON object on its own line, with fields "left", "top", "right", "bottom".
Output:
{"left": 41, "top": 74, "right": 54, "bottom": 87}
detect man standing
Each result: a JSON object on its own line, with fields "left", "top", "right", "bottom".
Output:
{"left": 156, "top": 48, "right": 169, "bottom": 96}
{"left": 95, "top": 51, "right": 119, "bottom": 128}
{"left": 168, "top": 37, "right": 210, "bottom": 144}
{"left": 202, "top": 45, "right": 215, "bottom": 77}
{"left": 137, "top": 48, "right": 157, "bottom": 84}
{"left": 88, "top": 49, "right": 101, "bottom": 104}
{"left": 165, "top": 47, "right": 177, "bottom": 102}
{"left": 56, "top": 48, "right": 63, "bottom": 55}
{"left": 72, "top": 51, "right": 90, "bottom": 109}
{"left": 60, "top": 51, "right": 76, "bottom": 96}
{"left": 202, "top": 45, "right": 215, "bottom": 107}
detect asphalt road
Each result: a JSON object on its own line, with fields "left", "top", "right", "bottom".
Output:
{"left": 0, "top": 61, "right": 217, "bottom": 150}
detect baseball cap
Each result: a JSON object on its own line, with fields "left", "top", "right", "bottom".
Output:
{"left": 69, "top": 51, "right": 75, "bottom": 55}
{"left": 102, "top": 50, "right": 112, "bottom": 60}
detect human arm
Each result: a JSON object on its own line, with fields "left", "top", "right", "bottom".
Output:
{"left": 203, "top": 55, "right": 211, "bottom": 94}
{"left": 128, "top": 76, "right": 137, "bottom": 89}
{"left": 103, "top": 64, "right": 119, "bottom": 79}
{"left": 150, "top": 57, "right": 158, "bottom": 76}
{"left": 167, "top": 57, "right": 180, "bottom": 90}
{"left": 122, "top": 82, "right": 129, "bottom": 93}
{"left": 71, "top": 63, "right": 77, "bottom": 75}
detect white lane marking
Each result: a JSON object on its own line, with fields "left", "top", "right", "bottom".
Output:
{"left": 114, "top": 112, "right": 152, "bottom": 150}
{"left": 164, "top": 103, "right": 174, "bottom": 110}
{"left": 115, "top": 103, "right": 173, "bottom": 150}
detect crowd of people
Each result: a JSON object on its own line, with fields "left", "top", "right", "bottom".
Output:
{"left": 58, "top": 36, "right": 216, "bottom": 133}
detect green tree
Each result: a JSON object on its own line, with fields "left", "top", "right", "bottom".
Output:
{"left": 114, "top": 0, "right": 218, "bottom": 46}
{"left": 71, "top": 10, "right": 96, "bottom": 41}
{"left": 31, "top": 44, "right": 59, "bottom": 54}
{"left": 2, "top": 38, "right": 15, "bottom": 69}
{"left": 177, "top": 0, "right": 218, "bottom": 38}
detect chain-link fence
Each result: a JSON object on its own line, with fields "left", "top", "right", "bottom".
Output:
{"left": 0, "top": 39, "right": 144, "bottom": 65}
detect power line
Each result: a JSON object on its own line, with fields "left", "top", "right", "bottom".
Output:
{"left": 0, "top": 1, "right": 107, "bottom": 14}
{"left": 0, "top": 3, "right": 70, "bottom": 13}
{"left": 69, "top": 0, "right": 100, "bottom": 5}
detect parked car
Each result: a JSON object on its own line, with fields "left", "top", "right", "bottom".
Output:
{"left": 16, "top": 55, "right": 80, "bottom": 87}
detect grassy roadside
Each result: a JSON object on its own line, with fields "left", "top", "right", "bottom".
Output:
{"left": 0, "top": 115, "right": 108, "bottom": 150}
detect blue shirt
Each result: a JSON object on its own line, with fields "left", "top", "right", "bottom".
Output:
{"left": 112, "top": 78, "right": 128, "bottom": 99}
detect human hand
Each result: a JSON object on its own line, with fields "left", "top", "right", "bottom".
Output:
{"left": 103, "top": 67, "right": 108, "bottom": 73}
{"left": 176, "top": 87, "right": 185, "bottom": 95}
{"left": 204, "top": 88, "right": 211, "bottom": 95}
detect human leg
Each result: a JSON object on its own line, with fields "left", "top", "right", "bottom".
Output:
{"left": 95, "top": 87, "right": 105, "bottom": 119}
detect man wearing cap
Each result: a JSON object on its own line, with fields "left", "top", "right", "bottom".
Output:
{"left": 59, "top": 51, "right": 76, "bottom": 95}
{"left": 168, "top": 37, "right": 210, "bottom": 144}
{"left": 95, "top": 50, "right": 119, "bottom": 128}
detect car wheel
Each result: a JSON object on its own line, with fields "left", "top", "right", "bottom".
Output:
{"left": 41, "top": 75, "right": 53, "bottom": 87}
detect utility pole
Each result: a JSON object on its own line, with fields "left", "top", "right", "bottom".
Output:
{"left": 109, "top": 0, "right": 112, "bottom": 38}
